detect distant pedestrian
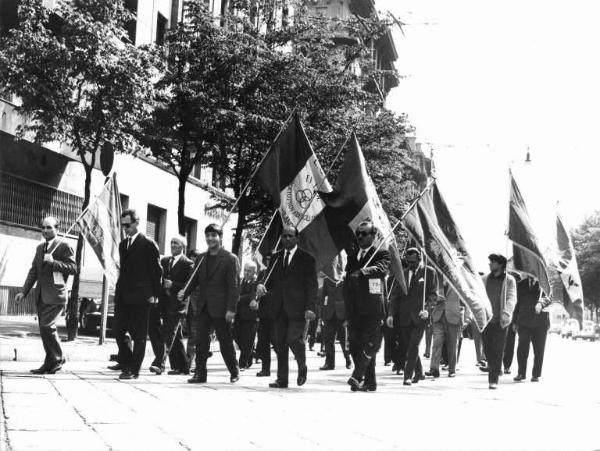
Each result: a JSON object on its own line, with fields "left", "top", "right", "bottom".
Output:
{"left": 112, "top": 209, "right": 162, "bottom": 380}
{"left": 481, "top": 253, "right": 517, "bottom": 389}
{"left": 15, "top": 216, "right": 77, "bottom": 374}
{"left": 235, "top": 262, "right": 259, "bottom": 370}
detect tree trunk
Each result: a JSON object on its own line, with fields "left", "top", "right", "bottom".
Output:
{"left": 177, "top": 174, "right": 187, "bottom": 236}
{"left": 66, "top": 163, "right": 93, "bottom": 340}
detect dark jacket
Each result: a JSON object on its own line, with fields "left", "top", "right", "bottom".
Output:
{"left": 264, "top": 247, "right": 318, "bottom": 320}
{"left": 344, "top": 247, "right": 391, "bottom": 320}
{"left": 184, "top": 248, "right": 241, "bottom": 318}
{"left": 514, "top": 278, "right": 551, "bottom": 329}
{"left": 159, "top": 254, "right": 194, "bottom": 314}
{"left": 389, "top": 264, "right": 438, "bottom": 327}
{"left": 238, "top": 278, "right": 259, "bottom": 321}
{"left": 22, "top": 239, "right": 77, "bottom": 305}
{"left": 115, "top": 234, "right": 162, "bottom": 305}
{"left": 321, "top": 278, "right": 346, "bottom": 321}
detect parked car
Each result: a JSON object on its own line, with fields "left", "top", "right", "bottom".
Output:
{"left": 575, "top": 320, "right": 597, "bottom": 342}
{"left": 561, "top": 319, "right": 580, "bottom": 339}
{"left": 79, "top": 295, "right": 115, "bottom": 336}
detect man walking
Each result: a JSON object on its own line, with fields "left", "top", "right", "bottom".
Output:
{"left": 513, "top": 277, "right": 551, "bottom": 382}
{"left": 113, "top": 209, "right": 162, "bottom": 380}
{"left": 388, "top": 248, "right": 438, "bottom": 386}
{"left": 256, "top": 226, "right": 318, "bottom": 389}
{"left": 235, "top": 262, "right": 259, "bottom": 370}
{"left": 16, "top": 217, "right": 77, "bottom": 374}
{"left": 150, "top": 235, "right": 194, "bottom": 375}
{"left": 481, "top": 253, "right": 517, "bottom": 389}
{"left": 320, "top": 273, "right": 352, "bottom": 371}
{"left": 344, "top": 220, "right": 391, "bottom": 392}
{"left": 179, "top": 224, "right": 240, "bottom": 384}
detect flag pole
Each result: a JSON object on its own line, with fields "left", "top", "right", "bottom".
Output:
{"left": 422, "top": 252, "right": 428, "bottom": 311}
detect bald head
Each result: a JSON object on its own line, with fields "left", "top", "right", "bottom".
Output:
{"left": 243, "top": 261, "right": 257, "bottom": 280}
{"left": 41, "top": 216, "right": 58, "bottom": 241}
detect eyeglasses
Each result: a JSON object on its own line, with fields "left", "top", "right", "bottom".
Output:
{"left": 41, "top": 226, "right": 54, "bottom": 230}
{"left": 355, "top": 231, "right": 371, "bottom": 237}
{"left": 121, "top": 223, "right": 132, "bottom": 228}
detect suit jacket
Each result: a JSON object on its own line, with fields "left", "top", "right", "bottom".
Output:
{"left": 389, "top": 264, "right": 438, "bottom": 327}
{"left": 115, "top": 234, "right": 162, "bottom": 305}
{"left": 184, "top": 248, "right": 240, "bottom": 318}
{"left": 321, "top": 278, "right": 346, "bottom": 321}
{"left": 513, "top": 279, "right": 551, "bottom": 329}
{"left": 264, "top": 247, "right": 318, "bottom": 320}
{"left": 159, "top": 254, "right": 194, "bottom": 314}
{"left": 432, "top": 285, "right": 463, "bottom": 326}
{"left": 344, "top": 248, "right": 391, "bottom": 320}
{"left": 22, "top": 239, "right": 77, "bottom": 305}
{"left": 482, "top": 273, "right": 517, "bottom": 329}
{"left": 238, "top": 278, "right": 258, "bottom": 321}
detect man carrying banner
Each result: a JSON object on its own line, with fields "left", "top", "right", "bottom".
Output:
{"left": 256, "top": 226, "right": 318, "bottom": 388}
{"left": 481, "top": 253, "right": 517, "bottom": 389}
{"left": 388, "top": 248, "right": 438, "bottom": 386}
{"left": 344, "top": 220, "right": 391, "bottom": 392}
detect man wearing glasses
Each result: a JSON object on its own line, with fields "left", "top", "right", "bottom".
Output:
{"left": 113, "top": 209, "right": 162, "bottom": 379}
{"left": 344, "top": 220, "right": 391, "bottom": 392}
{"left": 15, "top": 217, "right": 77, "bottom": 374}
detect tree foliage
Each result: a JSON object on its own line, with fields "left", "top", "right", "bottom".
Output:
{"left": 572, "top": 210, "right": 600, "bottom": 310}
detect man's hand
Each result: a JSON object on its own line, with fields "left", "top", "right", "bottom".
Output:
{"left": 43, "top": 254, "right": 54, "bottom": 265}
{"left": 249, "top": 299, "right": 259, "bottom": 311}
{"left": 15, "top": 293, "right": 25, "bottom": 303}
{"left": 225, "top": 310, "right": 236, "bottom": 323}
{"left": 305, "top": 310, "right": 316, "bottom": 321}
{"left": 386, "top": 316, "right": 394, "bottom": 328}
{"left": 419, "top": 310, "right": 429, "bottom": 320}
{"left": 535, "top": 302, "right": 543, "bottom": 314}
{"left": 163, "top": 279, "right": 173, "bottom": 289}
{"left": 342, "top": 320, "right": 349, "bottom": 328}
{"left": 512, "top": 323, "right": 518, "bottom": 332}
{"left": 349, "top": 270, "right": 361, "bottom": 279}
{"left": 177, "top": 290, "right": 185, "bottom": 301}
{"left": 148, "top": 296, "right": 158, "bottom": 305}
{"left": 256, "top": 284, "right": 267, "bottom": 297}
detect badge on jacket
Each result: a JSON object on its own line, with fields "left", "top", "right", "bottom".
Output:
{"left": 369, "top": 279, "right": 382, "bottom": 295}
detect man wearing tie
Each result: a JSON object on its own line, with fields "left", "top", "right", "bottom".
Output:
{"left": 15, "top": 217, "right": 77, "bottom": 374}
{"left": 388, "top": 248, "right": 438, "bottom": 386}
{"left": 344, "top": 220, "right": 391, "bottom": 392}
{"left": 113, "top": 209, "right": 162, "bottom": 380}
{"left": 178, "top": 224, "right": 241, "bottom": 384}
{"left": 256, "top": 226, "right": 318, "bottom": 388}
{"left": 150, "top": 235, "right": 194, "bottom": 375}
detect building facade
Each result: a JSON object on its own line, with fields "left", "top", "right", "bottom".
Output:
{"left": 0, "top": 0, "right": 236, "bottom": 315}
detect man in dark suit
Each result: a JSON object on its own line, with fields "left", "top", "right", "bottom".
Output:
{"left": 112, "top": 209, "right": 162, "bottom": 380}
{"left": 234, "top": 262, "right": 259, "bottom": 370}
{"left": 344, "top": 220, "right": 391, "bottom": 392}
{"left": 16, "top": 217, "right": 77, "bottom": 374}
{"left": 320, "top": 273, "right": 352, "bottom": 370}
{"left": 388, "top": 248, "right": 438, "bottom": 386}
{"left": 256, "top": 226, "right": 318, "bottom": 388}
{"left": 179, "top": 223, "right": 241, "bottom": 384}
{"left": 255, "top": 261, "right": 273, "bottom": 377}
{"left": 148, "top": 235, "right": 194, "bottom": 375}
{"left": 513, "top": 277, "right": 551, "bottom": 382}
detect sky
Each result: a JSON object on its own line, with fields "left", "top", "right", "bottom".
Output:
{"left": 377, "top": 0, "right": 600, "bottom": 269}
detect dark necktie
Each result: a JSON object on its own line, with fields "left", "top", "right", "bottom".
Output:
{"left": 284, "top": 251, "right": 289, "bottom": 271}
{"left": 127, "top": 237, "right": 132, "bottom": 250}
{"left": 44, "top": 241, "right": 49, "bottom": 253}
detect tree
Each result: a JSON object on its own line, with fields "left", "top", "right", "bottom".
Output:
{"left": 0, "top": 0, "right": 160, "bottom": 338}
{"left": 572, "top": 211, "right": 600, "bottom": 314}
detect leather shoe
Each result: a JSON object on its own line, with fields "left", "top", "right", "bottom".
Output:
{"left": 403, "top": 379, "right": 412, "bottom": 386}
{"left": 167, "top": 369, "right": 190, "bottom": 375}
{"left": 489, "top": 383, "right": 498, "bottom": 390}
{"left": 479, "top": 366, "right": 489, "bottom": 373}
{"left": 531, "top": 376, "right": 540, "bottom": 382}
{"left": 411, "top": 376, "right": 422, "bottom": 384}
{"left": 269, "top": 380, "right": 288, "bottom": 388}
{"left": 119, "top": 370, "right": 138, "bottom": 380}
{"left": 256, "top": 370, "right": 271, "bottom": 377}
{"left": 345, "top": 359, "right": 353, "bottom": 370}
{"left": 30, "top": 363, "right": 50, "bottom": 374}
{"left": 149, "top": 365, "right": 163, "bottom": 375}
{"left": 347, "top": 377, "right": 362, "bottom": 392}
{"left": 108, "top": 364, "right": 125, "bottom": 371}
{"left": 425, "top": 370, "right": 440, "bottom": 378}
{"left": 187, "top": 372, "right": 207, "bottom": 383}
{"left": 448, "top": 371, "right": 456, "bottom": 378}
{"left": 503, "top": 368, "right": 511, "bottom": 374}
{"left": 319, "top": 364, "right": 334, "bottom": 371}
{"left": 45, "top": 359, "right": 65, "bottom": 374}
{"left": 364, "top": 383, "right": 377, "bottom": 392}
{"left": 297, "top": 365, "right": 307, "bottom": 386}
{"left": 230, "top": 374, "right": 240, "bottom": 383}
{"left": 513, "top": 374, "right": 526, "bottom": 382}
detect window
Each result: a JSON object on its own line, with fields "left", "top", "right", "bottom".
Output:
{"left": 156, "top": 13, "right": 167, "bottom": 45}
{"left": 0, "top": 0, "right": 18, "bottom": 37}
{"left": 124, "top": 0, "right": 138, "bottom": 43}
{"left": 146, "top": 204, "right": 167, "bottom": 254}
{"left": 120, "top": 194, "right": 129, "bottom": 211}
{"left": 183, "top": 217, "right": 197, "bottom": 252}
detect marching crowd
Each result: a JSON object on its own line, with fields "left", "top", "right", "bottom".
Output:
{"left": 16, "top": 210, "right": 551, "bottom": 391}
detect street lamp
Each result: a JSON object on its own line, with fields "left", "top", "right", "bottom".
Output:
{"left": 525, "top": 147, "right": 531, "bottom": 164}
